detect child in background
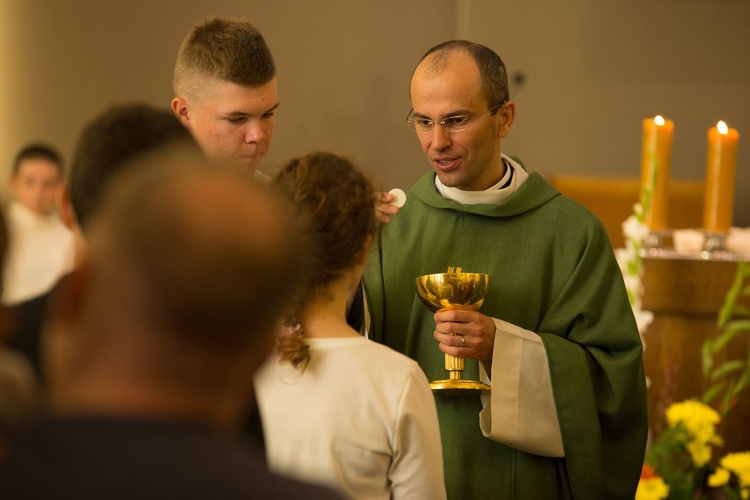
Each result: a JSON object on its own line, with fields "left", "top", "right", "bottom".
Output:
{"left": 3, "top": 144, "right": 73, "bottom": 305}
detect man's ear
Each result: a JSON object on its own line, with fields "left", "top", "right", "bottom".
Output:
{"left": 58, "top": 186, "right": 78, "bottom": 231}
{"left": 496, "top": 101, "right": 516, "bottom": 138}
{"left": 59, "top": 187, "right": 87, "bottom": 269}
{"left": 41, "top": 267, "right": 90, "bottom": 396}
{"left": 46, "top": 267, "right": 89, "bottom": 329}
{"left": 171, "top": 97, "right": 191, "bottom": 125}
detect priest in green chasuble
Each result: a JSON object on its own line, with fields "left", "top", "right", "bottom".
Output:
{"left": 364, "top": 40, "right": 648, "bottom": 499}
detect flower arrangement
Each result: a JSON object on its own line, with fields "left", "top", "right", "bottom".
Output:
{"left": 708, "top": 453, "right": 750, "bottom": 499}
{"left": 619, "top": 150, "right": 750, "bottom": 499}
{"left": 635, "top": 261, "right": 750, "bottom": 500}
{"left": 616, "top": 152, "right": 658, "bottom": 338}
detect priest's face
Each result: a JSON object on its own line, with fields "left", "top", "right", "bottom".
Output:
{"left": 409, "top": 51, "right": 514, "bottom": 191}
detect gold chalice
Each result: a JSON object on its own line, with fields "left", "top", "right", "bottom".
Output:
{"left": 416, "top": 267, "right": 491, "bottom": 395}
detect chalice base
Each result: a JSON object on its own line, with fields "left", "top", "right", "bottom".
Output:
{"left": 430, "top": 378, "right": 491, "bottom": 396}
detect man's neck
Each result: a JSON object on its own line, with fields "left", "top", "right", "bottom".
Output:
{"left": 52, "top": 379, "right": 247, "bottom": 430}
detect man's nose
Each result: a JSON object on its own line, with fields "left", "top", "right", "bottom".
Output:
{"left": 244, "top": 121, "right": 265, "bottom": 144}
{"left": 429, "top": 125, "right": 451, "bottom": 150}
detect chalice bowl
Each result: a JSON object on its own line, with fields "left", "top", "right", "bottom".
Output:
{"left": 415, "top": 267, "right": 491, "bottom": 395}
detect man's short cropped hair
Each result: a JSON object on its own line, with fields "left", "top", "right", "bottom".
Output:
{"left": 173, "top": 18, "right": 276, "bottom": 99}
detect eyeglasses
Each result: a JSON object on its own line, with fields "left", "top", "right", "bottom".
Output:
{"left": 405, "top": 101, "right": 506, "bottom": 134}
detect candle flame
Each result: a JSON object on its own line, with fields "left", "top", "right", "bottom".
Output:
{"left": 654, "top": 115, "right": 665, "bottom": 126}
{"left": 717, "top": 120, "right": 729, "bottom": 135}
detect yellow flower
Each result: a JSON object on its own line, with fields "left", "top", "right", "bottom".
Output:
{"left": 666, "top": 400, "right": 720, "bottom": 435}
{"left": 721, "top": 452, "right": 750, "bottom": 488}
{"left": 687, "top": 441, "right": 713, "bottom": 467}
{"left": 708, "top": 467, "right": 730, "bottom": 487}
{"left": 636, "top": 477, "right": 670, "bottom": 500}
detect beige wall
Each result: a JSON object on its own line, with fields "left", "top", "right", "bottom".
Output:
{"left": 0, "top": 0, "right": 454, "bottom": 193}
{"left": 2, "top": 0, "right": 748, "bottom": 225}
{"left": 467, "top": 0, "right": 750, "bottom": 225}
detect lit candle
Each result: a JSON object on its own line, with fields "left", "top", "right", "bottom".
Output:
{"left": 703, "top": 120, "right": 740, "bottom": 233}
{"left": 640, "top": 115, "right": 674, "bottom": 231}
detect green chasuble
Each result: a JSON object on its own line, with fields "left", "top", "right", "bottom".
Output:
{"left": 364, "top": 169, "right": 647, "bottom": 500}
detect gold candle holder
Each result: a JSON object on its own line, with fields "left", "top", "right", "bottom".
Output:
{"left": 415, "top": 267, "right": 491, "bottom": 396}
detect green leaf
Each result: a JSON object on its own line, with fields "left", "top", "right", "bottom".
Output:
{"left": 727, "top": 370, "right": 750, "bottom": 398}
{"left": 701, "top": 381, "right": 727, "bottom": 405}
{"left": 640, "top": 150, "right": 658, "bottom": 216}
{"left": 710, "top": 360, "right": 746, "bottom": 381}
{"left": 732, "top": 304, "right": 750, "bottom": 317}
{"left": 626, "top": 261, "right": 639, "bottom": 277}
{"left": 702, "top": 341, "right": 714, "bottom": 377}
{"left": 711, "top": 320, "right": 750, "bottom": 353}
{"left": 718, "top": 262, "right": 747, "bottom": 327}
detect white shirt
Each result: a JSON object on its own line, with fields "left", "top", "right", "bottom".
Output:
{"left": 3, "top": 201, "right": 74, "bottom": 305}
{"left": 255, "top": 336, "right": 447, "bottom": 500}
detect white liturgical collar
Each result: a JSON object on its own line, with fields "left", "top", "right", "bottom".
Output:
{"left": 435, "top": 154, "right": 529, "bottom": 205}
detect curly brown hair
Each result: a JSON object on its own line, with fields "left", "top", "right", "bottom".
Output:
{"left": 274, "top": 152, "right": 379, "bottom": 369}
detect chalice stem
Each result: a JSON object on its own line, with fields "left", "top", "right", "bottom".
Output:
{"left": 445, "top": 354, "right": 464, "bottom": 380}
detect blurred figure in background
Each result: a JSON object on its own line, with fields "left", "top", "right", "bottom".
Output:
{"left": 5, "top": 106, "right": 196, "bottom": 379}
{"left": 3, "top": 144, "right": 73, "bottom": 306}
{"left": 0, "top": 152, "right": 342, "bottom": 499}
{"left": 0, "top": 208, "right": 39, "bottom": 425}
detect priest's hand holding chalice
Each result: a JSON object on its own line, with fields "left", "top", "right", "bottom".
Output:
{"left": 416, "top": 267, "right": 492, "bottom": 395}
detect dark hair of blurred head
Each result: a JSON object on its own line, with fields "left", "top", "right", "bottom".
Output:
{"left": 69, "top": 103, "right": 199, "bottom": 231}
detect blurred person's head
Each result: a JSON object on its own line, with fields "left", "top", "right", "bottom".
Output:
{"left": 64, "top": 103, "right": 199, "bottom": 266}
{"left": 172, "top": 18, "right": 277, "bottom": 171}
{"left": 10, "top": 144, "right": 64, "bottom": 216}
{"left": 68, "top": 104, "right": 198, "bottom": 232}
{"left": 274, "top": 151, "right": 378, "bottom": 369}
{"left": 45, "top": 153, "right": 306, "bottom": 428}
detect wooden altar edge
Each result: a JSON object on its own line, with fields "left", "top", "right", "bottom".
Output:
{"left": 641, "top": 253, "right": 750, "bottom": 316}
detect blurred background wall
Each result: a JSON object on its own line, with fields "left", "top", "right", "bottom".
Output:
{"left": 1, "top": 0, "right": 748, "bottom": 227}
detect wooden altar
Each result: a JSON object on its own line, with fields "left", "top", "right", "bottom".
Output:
{"left": 641, "top": 253, "right": 750, "bottom": 453}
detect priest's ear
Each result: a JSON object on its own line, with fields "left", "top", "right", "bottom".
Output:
{"left": 496, "top": 100, "right": 516, "bottom": 138}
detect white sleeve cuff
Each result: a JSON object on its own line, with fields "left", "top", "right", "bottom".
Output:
{"left": 478, "top": 318, "right": 565, "bottom": 457}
